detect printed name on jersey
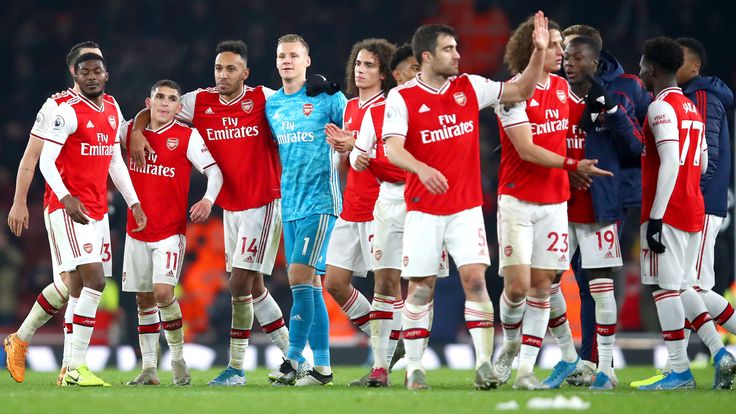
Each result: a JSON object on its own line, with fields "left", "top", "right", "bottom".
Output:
{"left": 166, "top": 137, "right": 179, "bottom": 150}
{"left": 420, "top": 113, "right": 475, "bottom": 144}
{"left": 241, "top": 99, "right": 253, "bottom": 113}
{"left": 531, "top": 108, "right": 569, "bottom": 135}
{"left": 204, "top": 116, "right": 260, "bottom": 140}
{"left": 303, "top": 103, "right": 313, "bottom": 116}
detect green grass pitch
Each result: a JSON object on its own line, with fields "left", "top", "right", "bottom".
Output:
{"left": 2, "top": 367, "right": 735, "bottom": 414}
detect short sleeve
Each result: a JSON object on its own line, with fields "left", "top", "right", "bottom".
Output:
{"left": 178, "top": 90, "right": 198, "bottom": 123}
{"left": 186, "top": 129, "right": 218, "bottom": 173}
{"left": 117, "top": 120, "right": 132, "bottom": 149}
{"left": 467, "top": 74, "right": 504, "bottom": 109}
{"left": 262, "top": 86, "right": 277, "bottom": 100}
{"left": 29, "top": 98, "right": 59, "bottom": 140}
{"left": 495, "top": 100, "right": 529, "bottom": 129}
{"left": 44, "top": 103, "right": 78, "bottom": 146}
{"left": 647, "top": 100, "right": 679, "bottom": 146}
{"left": 381, "top": 89, "right": 409, "bottom": 140}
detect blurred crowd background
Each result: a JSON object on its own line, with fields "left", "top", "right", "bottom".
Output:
{"left": 1, "top": 0, "right": 735, "bottom": 354}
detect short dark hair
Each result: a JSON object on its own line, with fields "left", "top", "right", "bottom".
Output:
{"left": 504, "top": 15, "right": 561, "bottom": 74}
{"left": 566, "top": 36, "right": 601, "bottom": 58}
{"left": 390, "top": 43, "right": 414, "bottom": 71}
{"left": 216, "top": 40, "right": 248, "bottom": 62}
{"left": 66, "top": 41, "right": 100, "bottom": 67}
{"left": 643, "top": 36, "right": 684, "bottom": 74}
{"left": 411, "top": 24, "right": 456, "bottom": 64}
{"left": 562, "top": 25, "right": 603, "bottom": 49}
{"left": 74, "top": 52, "right": 106, "bottom": 71}
{"left": 676, "top": 37, "right": 707, "bottom": 70}
{"left": 345, "top": 38, "right": 396, "bottom": 97}
{"left": 151, "top": 79, "right": 182, "bottom": 97}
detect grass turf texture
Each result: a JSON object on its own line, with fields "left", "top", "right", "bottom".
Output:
{"left": 2, "top": 367, "right": 735, "bottom": 414}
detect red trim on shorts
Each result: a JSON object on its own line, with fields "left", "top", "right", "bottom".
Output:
{"left": 63, "top": 211, "right": 81, "bottom": 258}
{"left": 255, "top": 201, "right": 273, "bottom": 264}
{"left": 696, "top": 217, "right": 709, "bottom": 279}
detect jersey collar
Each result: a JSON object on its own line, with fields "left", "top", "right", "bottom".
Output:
{"left": 76, "top": 92, "right": 105, "bottom": 112}
{"left": 219, "top": 87, "right": 246, "bottom": 105}
{"left": 146, "top": 118, "right": 176, "bottom": 134}
{"left": 656, "top": 87, "right": 683, "bottom": 100}
{"left": 358, "top": 90, "right": 384, "bottom": 109}
{"left": 415, "top": 74, "right": 452, "bottom": 95}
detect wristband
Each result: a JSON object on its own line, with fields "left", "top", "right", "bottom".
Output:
{"left": 563, "top": 157, "right": 579, "bottom": 172}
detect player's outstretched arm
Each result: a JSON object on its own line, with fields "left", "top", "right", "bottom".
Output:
{"left": 8, "top": 137, "right": 44, "bottom": 237}
{"left": 385, "top": 136, "right": 448, "bottom": 194}
{"left": 500, "top": 10, "right": 548, "bottom": 103}
{"left": 129, "top": 108, "right": 154, "bottom": 169}
{"left": 505, "top": 123, "right": 613, "bottom": 177}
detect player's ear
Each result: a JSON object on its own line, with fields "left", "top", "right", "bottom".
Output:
{"left": 306, "top": 55, "right": 312, "bottom": 68}
{"left": 175, "top": 101, "right": 183, "bottom": 113}
{"left": 392, "top": 70, "right": 401, "bottom": 84}
{"left": 242, "top": 67, "right": 250, "bottom": 81}
{"left": 145, "top": 97, "right": 151, "bottom": 109}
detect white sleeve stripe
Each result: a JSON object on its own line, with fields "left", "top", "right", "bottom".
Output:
{"left": 40, "top": 137, "right": 64, "bottom": 145}
{"left": 202, "top": 162, "right": 217, "bottom": 170}
{"left": 503, "top": 121, "right": 530, "bottom": 130}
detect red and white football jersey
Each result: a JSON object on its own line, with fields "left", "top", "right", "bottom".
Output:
{"left": 497, "top": 74, "right": 570, "bottom": 204}
{"left": 354, "top": 102, "right": 406, "bottom": 184}
{"left": 43, "top": 94, "right": 123, "bottom": 220}
{"left": 382, "top": 73, "right": 503, "bottom": 215}
{"left": 566, "top": 92, "right": 595, "bottom": 223}
{"left": 179, "top": 86, "right": 280, "bottom": 211}
{"left": 641, "top": 87, "right": 705, "bottom": 232}
{"left": 121, "top": 120, "right": 217, "bottom": 242}
{"left": 340, "top": 93, "right": 383, "bottom": 222}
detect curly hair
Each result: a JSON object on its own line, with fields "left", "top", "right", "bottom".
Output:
{"left": 344, "top": 38, "right": 396, "bottom": 98}
{"left": 503, "top": 15, "right": 560, "bottom": 75}
{"left": 644, "top": 36, "right": 684, "bottom": 74}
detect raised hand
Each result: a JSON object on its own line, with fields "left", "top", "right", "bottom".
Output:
{"left": 325, "top": 123, "right": 354, "bottom": 153}
{"left": 532, "top": 10, "right": 549, "bottom": 51}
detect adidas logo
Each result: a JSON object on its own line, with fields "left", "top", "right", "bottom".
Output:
{"left": 529, "top": 99, "right": 539, "bottom": 107}
{"left": 419, "top": 104, "right": 430, "bottom": 113}
{"left": 245, "top": 256, "right": 254, "bottom": 263}
{"left": 86, "top": 120, "right": 95, "bottom": 128}
{"left": 291, "top": 314, "right": 303, "bottom": 321}
{"left": 205, "top": 107, "right": 214, "bottom": 114}
{"left": 604, "top": 251, "right": 614, "bottom": 259}
{"left": 559, "top": 254, "right": 567, "bottom": 262}
{"left": 165, "top": 270, "right": 175, "bottom": 277}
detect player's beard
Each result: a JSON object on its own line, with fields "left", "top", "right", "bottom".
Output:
{"left": 82, "top": 87, "right": 105, "bottom": 100}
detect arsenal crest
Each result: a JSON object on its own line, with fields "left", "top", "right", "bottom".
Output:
{"left": 108, "top": 115, "right": 117, "bottom": 129}
{"left": 241, "top": 99, "right": 253, "bottom": 113}
{"left": 83, "top": 243, "right": 93, "bottom": 254}
{"left": 556, "top": 90, "right": 567, "bottom": 104}
{"left": 303, "top": 103, "right": 314, "bottom": 116}
{"left": 504, "top": 245, "right": 513, "bottom": 257}
{"left": 374, "top": 249, "right": 383, "bottom": 261}
{"left": 453, "top": 92, "right": 467, "bottom": 106}
{"left": 167, "top": 137, "right": 179, "bottom": 150}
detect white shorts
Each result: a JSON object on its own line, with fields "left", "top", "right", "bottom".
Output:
{"left": 47, "top": 209, "right": 112, "bottom": 276}
{"left": 372, "top": 197, "right": 449, "bottom": 276}
{"left": 122, "top": 234, "right": 186, "bottom": 292}
{"left": 497, "top": 195, "right": 569, "bottom": 275}
{"left": 325, "top": 218, "right": 373, "bottom": 277}
{"left": 569, "top": 222, "right": 623, "bottom": 269}
{"left": 223, "top": 199, "right": 282, "bottom": 275}
{"left": 44, "top": 208, "right": 62, "bottom": 283}
{"left": 401, "top": 206, "right": 488, "bottom": 278}
{"left": 640, "top": 222, "right": 699, "bottom": 290}
{"left": 694, "top": 214, "right": 723, "bottom": 291}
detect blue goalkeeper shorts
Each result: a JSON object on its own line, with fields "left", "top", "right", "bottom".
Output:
{"left": 283, "top": 214, "right": 336, "bottom": 274}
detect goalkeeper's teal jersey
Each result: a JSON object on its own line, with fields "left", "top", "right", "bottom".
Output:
{"left": 266, "top": 85, "right": 348, "bottom": 221}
